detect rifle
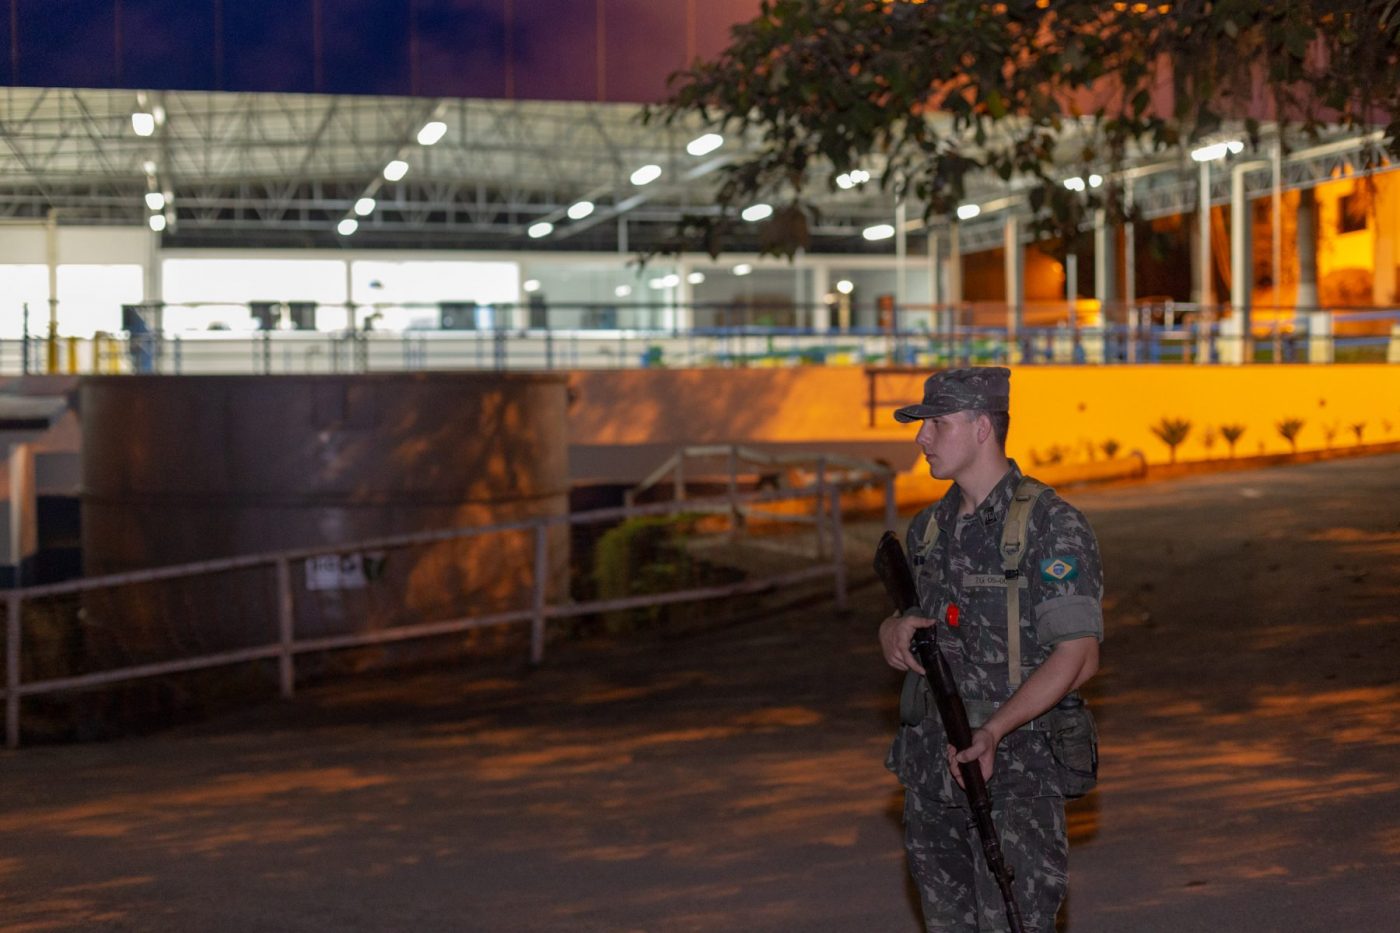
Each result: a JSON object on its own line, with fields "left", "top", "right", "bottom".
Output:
{"left": 874, "top": 531, "right": 1026, "bottom": 933}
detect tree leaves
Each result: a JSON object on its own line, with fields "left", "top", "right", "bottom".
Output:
{"left": 647, "top": 0, "right": 1399, "bottom": 260}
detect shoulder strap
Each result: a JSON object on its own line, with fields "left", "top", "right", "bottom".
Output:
{"left": 918, "top": 508, "right": 942, "bottom": 557}
{"left": 1002, "top": 476, "right": 1051, "bottom": 686}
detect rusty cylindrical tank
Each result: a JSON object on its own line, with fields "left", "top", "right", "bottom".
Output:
{"left": 67, "top": 373, "right": 569, "bottom": 715}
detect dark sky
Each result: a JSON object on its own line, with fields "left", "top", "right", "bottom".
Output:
{"left": 2, "top": 0, "right": 761, "bottom": 101}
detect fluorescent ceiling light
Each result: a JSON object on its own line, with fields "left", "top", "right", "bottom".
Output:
{"left": 567, "top": 200, "right": 595, "bottom": 220}
{"left": 337, "top": 218, "right": 359, "bottom": 236}
{"left": 131, "top": 112, "right": 155, "bottom": 137}
{"left": 956, "top": 203, "right": 981, "bottom": 220}
{"left": 142, "top": 160, "right": 157, "bottom": 176}
{"left": 686, "top": 133, "right": 723, "bottom": 156}
{"left": 1190, "top": 140, "right": 1242, "bottom": 162}
{"left": 741, "top": 203, "right": 773, "bottom": 222}
{"left": 383, "top": 160, "right": 410, "bottom": 181}
{"left": 1063, "top": 177, "right": 1086, "bottom": 192}
{"left": 354, "top": 197, "right": 376, "bottom": 216}
{"left": 687, "top": 271, "right": 705, "bottom": 285}
{"left": 733, "top": 263, "right": 753, "bottom": 276}
{"left": 662, "top": 274, "right": 680, "bottom": 288}
{"left": 835, "top": 279, "right": 854, "bottom": 295}
{"left": 416, "top": 121, "right": 447, "bottom": 146}
{"left": 528, "top": 221, "right": 554, "bottom": 238}
{"left": 1089, "top": 174, "right": 1104, "bottom": 188}
{"left": 648, "top": 277, "right": 667, "bottom": 290}
{"left": 836, "top": 173, "right": 855, "bottom": 190}
{"left": 148, "top": 214, "right": 167, "bottom": 232}
{"left": 615, "top": 284, "right": 633, "bottom": 298}
{"left": 863, "top": 223, "right": 895, "bottom": 241}
{"left": 631, "top": 164, "right": 663, "bottom": 186}
{"left": 144, "top": 191, "right": 166, "bottom": 211}
{"left": 523, "top": 279, "right": 541, "bottom": 293}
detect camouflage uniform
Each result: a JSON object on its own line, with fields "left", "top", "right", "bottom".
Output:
{"left": 887, "top": 461, "right": 1104, "bottom": 932}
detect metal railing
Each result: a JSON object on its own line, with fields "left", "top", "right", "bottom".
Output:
{"left": 1, "top": 480, "right": 875, "bottom": 749}
{"left": 625, "top": 444, "right": 897, "bottom": 537}
{"left": 4, "top": 301, "right": 1397, "bottom": 375}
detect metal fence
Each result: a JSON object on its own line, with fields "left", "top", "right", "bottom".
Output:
{"left": 2, "top": 480, "right": 884, "bottom": 749}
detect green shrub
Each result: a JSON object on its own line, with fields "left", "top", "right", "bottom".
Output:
{"left": 593, "top": 515, "right": 697, "bottom": 633}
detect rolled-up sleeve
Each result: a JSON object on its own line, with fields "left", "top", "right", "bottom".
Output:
{"left": 1035, "top": 594, "right": 1103, "bottom": 644}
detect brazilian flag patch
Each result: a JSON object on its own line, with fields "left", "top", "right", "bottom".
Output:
{"left": 1040, "top": 557, "right": 1079, "bottom": 582}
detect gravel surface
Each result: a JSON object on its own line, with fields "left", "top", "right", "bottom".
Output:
{"left": 2, "top": 454, "right": 1398, "bottom": 932}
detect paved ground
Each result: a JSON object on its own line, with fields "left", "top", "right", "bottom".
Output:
{"left": 2, "top": 454, "right": 1398, "bottom": 932}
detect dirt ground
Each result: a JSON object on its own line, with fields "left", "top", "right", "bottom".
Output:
{"left": 2, "top": 454, "right": 1398, "bottom": 932}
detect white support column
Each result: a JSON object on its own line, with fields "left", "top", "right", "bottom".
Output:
{"left": 344, "top": 259, "right": 356, "bottom": 330}
{"left": 811, "top": 262, "right": 831, "bottom": 333}
{"left": 144, "top": 228, "right": 163, "bottom": 314}
{"left": 513, "top": 268, "right": 531, "bottom": 330}
{"left": 1093, "top": 208, "right": 1117, "bottom": 323}
{"left": 1004, "top": 215, "right": 1024, "bottom": 347}
{"left": 1271, "top": 142, "right": 1283, "bottom": 316}
{"left": 1197, "top": 160, "right": 1213, "bottom": 309}
{"left": 947, "top": 221, "right": 963, "bottom": 307}
{"left": 675, "top": 261, "right": 693, "bottom": 332}
{"left": 1230, "top": 162, "right": 1262, "bottom": 363}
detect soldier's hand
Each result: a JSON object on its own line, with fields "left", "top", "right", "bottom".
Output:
{"left": 878, "top": 611, "right": 933, "bottom": 675}
{"left": 947, "top": 727, "right": 998, "bottom": 787}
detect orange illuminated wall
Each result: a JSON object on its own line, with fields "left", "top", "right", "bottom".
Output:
{"left": 569, "top": 365, "right": 1400, "bottom": 478}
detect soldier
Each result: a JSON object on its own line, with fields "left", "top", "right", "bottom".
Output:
{"left": 878, "top": 367, "right": 1103, "bottom": 932}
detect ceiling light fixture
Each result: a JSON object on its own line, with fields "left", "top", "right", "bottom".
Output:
{"left": 686, "top": 133, "right": 724, "bottom": 157}
{"left": 631, "top": 164, "right": 663, "bottom": 186}
{"left": 416, "top": 121, "right": 447, "bottom": 146}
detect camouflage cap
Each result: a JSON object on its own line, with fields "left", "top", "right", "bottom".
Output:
{"left": 894, "top": 367, "right": 1011, "bottom": 422}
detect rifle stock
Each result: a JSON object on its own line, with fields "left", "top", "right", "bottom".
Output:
{"left": 875, "top": 531, "right": 1026, "bottom": 933}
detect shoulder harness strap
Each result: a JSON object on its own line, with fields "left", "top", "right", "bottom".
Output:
{"left": 1002, "top": 476, "right": 1051, "bottom": 687}
{"left": 918, "top": 507, "right": 942, "bottom": 558}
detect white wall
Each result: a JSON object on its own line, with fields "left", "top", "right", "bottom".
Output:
{"left": 0, "top": 225, "right": 152, "bottom": 337}
{"left": 0, "top": 230, "right": 938, "bottom": 336}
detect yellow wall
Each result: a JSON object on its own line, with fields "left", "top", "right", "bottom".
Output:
{"left": 569, "top": 365, "right": 1400, "bottom": 476}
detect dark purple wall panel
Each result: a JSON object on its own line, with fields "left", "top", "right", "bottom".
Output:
{"left": 2, "top": 0, "right": 762, "bottom": 101}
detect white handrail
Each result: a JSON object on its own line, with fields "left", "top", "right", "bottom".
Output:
{"left": 2, "top": 480, "right": 867, "bottom": 749}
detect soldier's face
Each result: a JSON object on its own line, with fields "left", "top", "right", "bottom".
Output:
{"left": 915, "top": 412, "right": 978, "bottom": 479}
{"left": 912, "top": 411, "right": 980, "bottom": 476}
